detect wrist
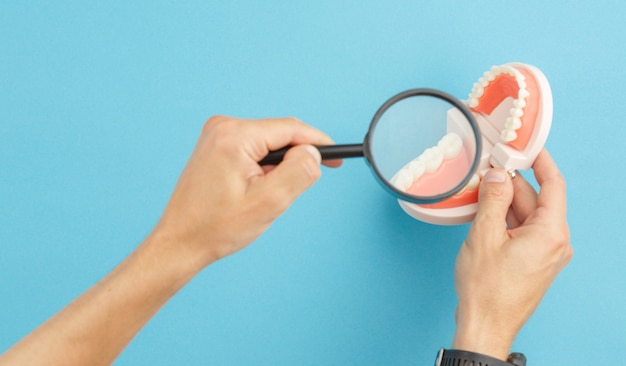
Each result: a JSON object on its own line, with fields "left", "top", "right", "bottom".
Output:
{"left": 140, "top": 229, "right": 215, "bottom": 289}
{"left": 451, "top": 321, "right": 514, "bottom": 361}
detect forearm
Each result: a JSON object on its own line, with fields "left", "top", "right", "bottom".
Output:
{"left": 0, "top": 116, "right": 334, "bottom": 365}
{"left": 0, "top": 231, "right": 206, "bottom": 366}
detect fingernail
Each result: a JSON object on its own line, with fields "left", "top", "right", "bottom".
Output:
{"left": 483, "top": 169, "right": 506, "bottom": 183}
{"left": 305, "top": 145, "right": 322, "bottom": 164}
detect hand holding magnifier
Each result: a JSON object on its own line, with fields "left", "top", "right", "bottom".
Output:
{"left": 260, "top": 63, "right": 553, "bottom": 225}
{"left": 261, "top": 88, "right": 482, "bottom": 204}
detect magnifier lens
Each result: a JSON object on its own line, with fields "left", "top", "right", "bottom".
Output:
{"left": 367, "top": 91, "right": 480, "bottom": 204}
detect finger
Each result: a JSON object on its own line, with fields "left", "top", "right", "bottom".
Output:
{"left": 532, "top": 149, "right": 567, "bottom": 220}
{"left": 510, "top": 173, "right": 538, "bottom": 223}
{"left": 322, "top": 159, "right": 343, "bottom": 168}
{"left": 468, "top": 169, "right": 514, "bottom": 248}
{"left": 262, "top": 157, "right": 343, "bottom": 171}
{"left": 261, "top": 165, "right": 276, "bottom": 174}
{"left": 475, "top": 169, "right": 514, "bottom": 223}
{"left": 506, "top": 207, "right": 522, "bottom": 229}
{"left": 256, "top": 144, "right": 322, "bottom": 212}
{"left": 246, "top": 117, "right": 335, "bottom": 161}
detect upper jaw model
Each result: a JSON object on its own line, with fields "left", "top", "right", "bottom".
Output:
{"left": 396, "top": 62, "right": 553, "bottom": 225}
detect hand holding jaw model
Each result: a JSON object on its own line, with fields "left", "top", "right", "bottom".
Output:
{"left": 450, "top": 150, "right": 572, "bottom": 362}
{"left": 395, "top": 62, "right": 553, "bottom": 225}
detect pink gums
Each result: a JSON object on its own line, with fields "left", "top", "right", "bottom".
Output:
{"left": 407, "top": 147, "right": 471, "bottom": 196}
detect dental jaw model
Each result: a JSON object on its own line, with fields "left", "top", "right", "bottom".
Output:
{"left": 394, "top": 62, "right": 553, "bottom": 225}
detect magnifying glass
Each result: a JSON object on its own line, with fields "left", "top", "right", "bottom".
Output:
{"left": 260, "top": 88, "right": 482, "bottom": 206}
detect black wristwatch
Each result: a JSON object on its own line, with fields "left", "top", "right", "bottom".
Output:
{"left": 435, "top": 348, "right": 527, "bottom": 366}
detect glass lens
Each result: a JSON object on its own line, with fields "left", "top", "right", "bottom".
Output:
{"left": 365, "top": 90, "right": 481, "bottom": 204}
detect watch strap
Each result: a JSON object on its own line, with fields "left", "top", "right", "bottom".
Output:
{"left": 435, "top": 348, "right": 527, "bottom": 366}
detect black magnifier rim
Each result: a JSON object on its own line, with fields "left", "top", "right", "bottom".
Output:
{"left": 363, "top": 88, "right": 482, "bottom": 205}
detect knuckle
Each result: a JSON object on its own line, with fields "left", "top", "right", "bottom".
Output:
{"left": 210, "top": 116, "right": 238, "bottom": 136}
{"left": 563, "top": 242, "right": 574, "bottom": 263}
{"left": 545, "top": 170, "right": 567, "bottom": 193}
{"left": 553, "top": 172, "right": 567, "bottom": 189}
{"left": 479, "top": 184, "right": 508, "bottom": 202}
{"left": 566, "top": 243, "right": 574, "bottom": 261}
{"left": 202, "top": 115, "right": 227, "bottom": 134}
{"left": 202, "top": 115, "right": 244, "bottom": 137}
{"left": 554, "top": 224, "right": 571, "bottom": 246}
{"left": 545, "top": 223, "right": 572, "bottom": 259}
{"left": 203, "top": 117, "right": 242, "bottom": 151}
{"left": 559, "top": 227, "right": 574, "bottom": 258}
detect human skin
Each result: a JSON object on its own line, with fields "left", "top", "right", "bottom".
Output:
{"left": 0, "top": 116, "right": 340, "bottom": 366}
{"left": 0, "top": 119, "right": 570, "bottom": 365}
{"left": 452, "top": 149, "right": 573, "bottom": 361}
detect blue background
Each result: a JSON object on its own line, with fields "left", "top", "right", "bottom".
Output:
{"left": 1, "top": 1, "right": 624, "bottom": 365}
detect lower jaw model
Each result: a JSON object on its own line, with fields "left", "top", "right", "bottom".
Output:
{"left": 395, "top": 62, "right": 553, "bottom": 225}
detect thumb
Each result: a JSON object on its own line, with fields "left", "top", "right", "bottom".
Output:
{"left": 470, "top": 169, "right": 514, "bottom": 238}
{"left": 261, "top": 144, "right": 322, "bottom": 208}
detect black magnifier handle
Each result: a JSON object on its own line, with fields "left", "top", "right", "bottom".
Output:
{"left": 259, "top": 144, "right": 364, "bottom": 165}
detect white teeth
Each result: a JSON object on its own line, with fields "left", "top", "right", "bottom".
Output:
{"left": 407, "top": 159, "right": 425, "bottom": 180}
{"left": 519, "top": 89, "right": 530, "bottom": 99}
{"left": 513, "top": 99, "right": 526, "bottom": 108}
{"left": 467, "top": 174, "right": 480, "bottom": 190}
{"left": 467, "top": 63, "right": 530, "bottom": 144}
{"left": 469, "top": 82, "right": 485, "bottom": 107}
{"left": 392, "top": 169, "right": 413, "bottom": 191}
{"left": 391, "top": 133, "right": 464, "bottom": 192}
{"left": 447, "top": 173, "right": 481, "bottom": 197}
{"left": 511, "top": 107, "right": 524, "bottom": 118}
{"left": 423, "top": 147, "right": 443, "bottom": 173}
{"left": 501, "top": 129, "right": 518, "bottom": 142}
{"left": 457, "top": 173, "right": 481, "bottom": 195}
{"left": 437, "top": 132, "right": 463, "bottom": 159}
{"left": 505, "top": 117, "right": 522, "bottom": 130}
